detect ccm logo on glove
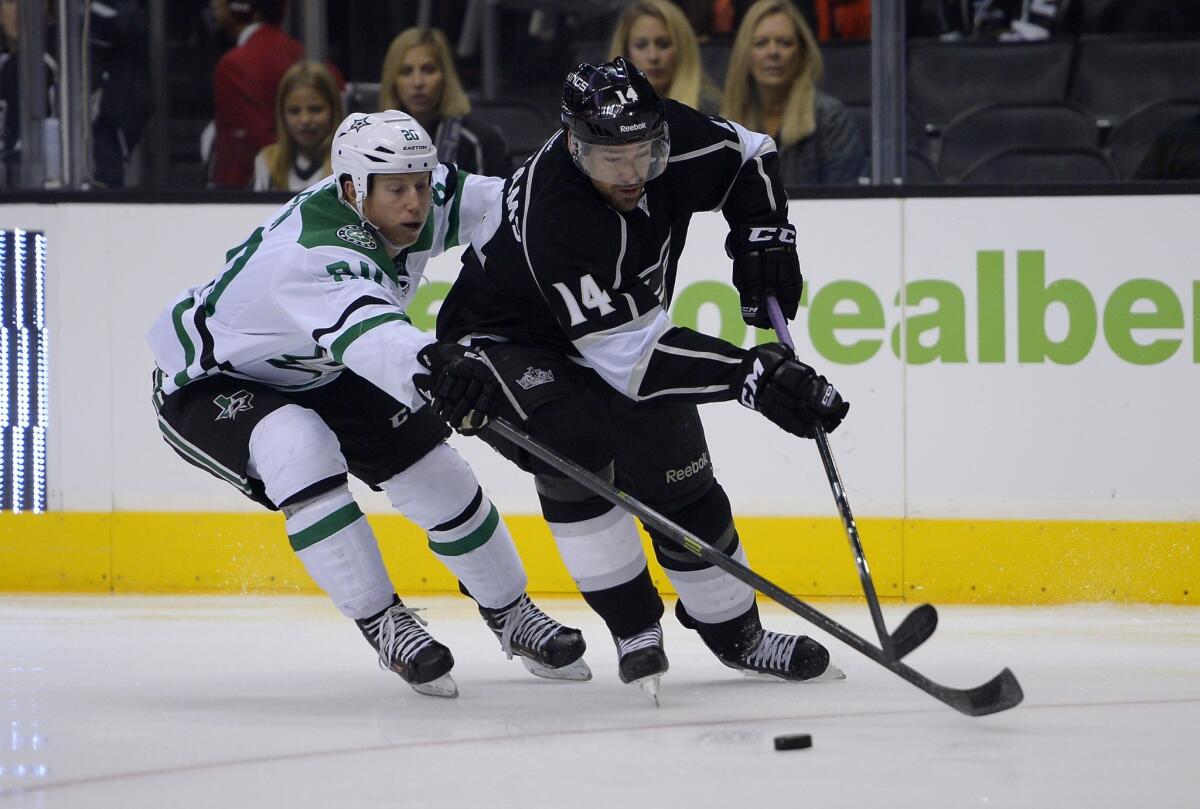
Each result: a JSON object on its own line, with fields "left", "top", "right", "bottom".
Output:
{"left": 747, "top": 226, "right": 796, "bottom": 244}
{"left": 740, "top": 358, "right": 765, "bottom": 409}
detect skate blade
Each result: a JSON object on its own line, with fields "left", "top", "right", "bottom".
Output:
{"left": 520, "top": 655, "right": 593, "bottom": 682}
{"left": 737, "top": 662, "right": 847, "bottom": 683}
{"left": 635, "top": 674, "right": 662, "bottom": 707}
{"left": 410, "top": 672, "right": 459, "bottom": 698}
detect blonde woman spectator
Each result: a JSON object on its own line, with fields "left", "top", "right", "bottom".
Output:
{"left": 722, "top": 0, "right": 866, "bottom": 185}
{"left": 252, "top": 62, "right": 342, "bottom": 191}
{"left": 607, "top": 0, "right": 721, "bottom": 114}
{"left": 379, "top": 27, "right": 508, "bottom": 175}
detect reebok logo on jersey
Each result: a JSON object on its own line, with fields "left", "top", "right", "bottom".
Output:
{"left": 740, "top": 359, "right": 765, "bottom": 409}
{"left": 336, "top": 224, "right": 378, "bottom": 250}
{"left": 665, "top": 452, "right": 709, "bottom": 483}
{"left": 213, "top": 390, "right": 254, "bottom": 421}
{"left": 516, "top": 367, "right": 554, "bottom": 390}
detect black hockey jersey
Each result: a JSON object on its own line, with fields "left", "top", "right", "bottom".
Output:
{"left": 437, "top": 100, "right": 790, "bottom": 404}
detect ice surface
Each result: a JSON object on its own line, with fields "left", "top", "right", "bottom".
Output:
{"left": 1, "top": 595, "right": 1197, "bottom": 808}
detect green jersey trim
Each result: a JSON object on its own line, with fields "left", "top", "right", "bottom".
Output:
{"left": 443, "top": 169, "right": 469, "bottom": 251}
{"left": 329, "top": 312, "right": 411, "bottom": 362}
{"left": 296, "top": 186, "right": 397, "bottom": 283}
{"left": 170, "top": 297, "right": 198, "bottom": 389}
{"left": 207, "top": 227, "right": 264, "bottom": 316}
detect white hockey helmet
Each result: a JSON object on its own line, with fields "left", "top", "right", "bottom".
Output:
{"left": 331, "top": 110, "right": 438, "bottom": 223}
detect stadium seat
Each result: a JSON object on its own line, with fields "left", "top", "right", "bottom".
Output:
{"left": 906, "top": 150, "right": 940, "bottom": 184}
{"left": 937, "top": 102, "right": 1097, "bottom": 181}
{"left": 818, "top": 42, "right": 871, "bottom": 106}
{"left": 843, "top": 105, "right": 928, "bottom": 153}
{"left": 700, "top": 40, "right": 733, "bottom": 86}
{"left": 1069, "top": 36, "right": 1200, "bottom": 126}
{"left": 960, "top": 147, "right": 1119, "bottom": 183}
{"left": 471, "top": 100, "right": 556, "bottom": 169}
{"left": 1107, "top": 98, "right": 1200, "bottom": 179}
{"left": 570, "top": 39, "right": 609, "bottom": 71}
{"left": 907, "top": 38, "right": 1075, "bottom": 131}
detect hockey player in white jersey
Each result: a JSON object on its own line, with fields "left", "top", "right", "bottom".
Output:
{"left": 147, "top": 111, "right": 590, "bottom": 698}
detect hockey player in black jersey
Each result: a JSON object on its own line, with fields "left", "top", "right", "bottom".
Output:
{"left": 422, "top": 59, "right": 849, "bottom": 695}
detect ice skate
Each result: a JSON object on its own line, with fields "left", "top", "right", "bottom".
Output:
{"left": 719, "top": 629, "right": 845, "bottom": 682}
{"left": 480, "top": 594, "right": 591, "bottom": 681}
{"left": 677, "top": 601, "right": 843, "bottom": 682}
{"left": 356, "top": 597, "right": 458, "bottom": 698}
{"left": 614, "top": 623, "right": 669, "bottom": 706}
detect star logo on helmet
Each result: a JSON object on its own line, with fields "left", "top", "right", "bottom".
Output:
{"left": 347, "top": 116, "right": 370, "bottom": 133}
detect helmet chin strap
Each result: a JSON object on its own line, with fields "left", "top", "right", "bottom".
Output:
{"left": 340, "top": 181, "right": 378, "bottom": 229}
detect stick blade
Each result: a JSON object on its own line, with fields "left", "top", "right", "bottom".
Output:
{"left": 890, "top": 603, "right": 938, "bottom": 660}
{"left": 939, "top": 667, "right": 1024, "bottom": 717}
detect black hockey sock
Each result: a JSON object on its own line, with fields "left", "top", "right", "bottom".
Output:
{"left": 582, "top": 566, "right": 665, "bottom": 639}
{"left": 675, "top": 599, "right": 762, "bottom": 660}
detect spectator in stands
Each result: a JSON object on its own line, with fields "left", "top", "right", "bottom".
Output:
{"left": 252, "top": 62, "right": 342, "bottom": 191}
{"left": 379, "top": 27, "right": 507, "bottom": 176}
{"left": 90, "top": 0, "right": 152, "bottom": 188}
{"left": 0, "top": 0, "right": 57, "bottom": 187}
{"left": 211, "top": 0, "right": 343, "bottom": 188}
{"left": 722, "top": 0, "right": 866, "bottom": 185}
{"left": 1134, "top": 110, "right": 1200, "bottom": 181}
{"left": 608, "top": 0, "right": 722, "bottom": 114}
{"left": 933, "top": 0, "right": 1076, "bottom": 41}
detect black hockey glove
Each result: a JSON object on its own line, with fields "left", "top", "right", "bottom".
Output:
{"left": 414, "top": 343, "right": 500, "bottom": 436}
{"left": 737, "top": 343, "right": 848, "bottom": 439}
{"left": 727, "top": 224, "right": 802, "bottom": 329}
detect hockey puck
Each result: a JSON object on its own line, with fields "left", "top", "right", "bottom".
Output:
{"left": 774, "top": 733, "right": 812, "bottom": 751}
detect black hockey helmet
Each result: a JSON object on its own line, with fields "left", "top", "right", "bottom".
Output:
{"left": 560, "top": 57, "right": 670, "bottom": 184}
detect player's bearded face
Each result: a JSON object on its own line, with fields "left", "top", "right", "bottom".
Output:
{"left": 570, "top": 134, "right": 669, "bottom": 212}
{"left": 362, "top": 172, "right": 433, "bottom": 247}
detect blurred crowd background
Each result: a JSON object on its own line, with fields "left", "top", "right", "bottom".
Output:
{"left": 2, "top": 0, "right": 1199, "bottom": 193}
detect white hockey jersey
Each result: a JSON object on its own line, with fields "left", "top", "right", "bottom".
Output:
{"left": 147, "top": 165, "right": 500, "bottom": 410}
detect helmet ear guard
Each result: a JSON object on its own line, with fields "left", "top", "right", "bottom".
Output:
{"left": 331, "top": 110, "right": 437, "bottom": 225}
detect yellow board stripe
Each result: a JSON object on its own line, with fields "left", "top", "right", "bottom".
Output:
{"left": 0, "top": 512, "right": 1194, "bottom": 604}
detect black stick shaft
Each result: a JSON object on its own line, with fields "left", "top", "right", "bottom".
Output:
{"left": 766, "top": 296, "right": 896, "bottom": 660}
{"left": 485, "top": 416, "right": 1022, "bottom": 716}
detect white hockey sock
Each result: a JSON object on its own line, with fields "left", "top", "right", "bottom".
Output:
{"left": 663, "top": 544, "right": 755, "bottom": 624}
{"left": 548, "top": 506, "right": 647, "bottom": 593}
{"left": 381, "top": 443, "right": 526, "bottom": 610}
{"left": 287, "top": 487, "right": 395, "bottom": 620}
{"left": 426, "top": 490, "right": 527, "bottom": 610}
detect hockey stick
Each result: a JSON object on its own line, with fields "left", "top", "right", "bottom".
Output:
{"left": 485, "top": 417, "right": 1023, "bottom": 717}
{"left": 765, "top": 296, "right": 936, "bottom": 662}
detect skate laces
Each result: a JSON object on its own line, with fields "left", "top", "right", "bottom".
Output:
{"left": 495, "top": 595, "right": 561, "bottom": 660}
{"left": 745, "top": 630, "right": 800, "bottom": 673}
{"left": 366, "top": 603, "right": 435, "bottom": 671}
{"left": 617, "top": 623, "right": 663, "bottom": 656}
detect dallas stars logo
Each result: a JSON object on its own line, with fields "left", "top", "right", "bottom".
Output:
{"left": 213, "top": 390, "right": 255, "bottom": 421}
{"left": 337, "top": 224, "right": 377, "bottom": 250}
{"left": 266, "top": 347, "right": 342, "bottom": 381}
{"left": 347, "top": 116, "right": 371, "bottom": 133}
